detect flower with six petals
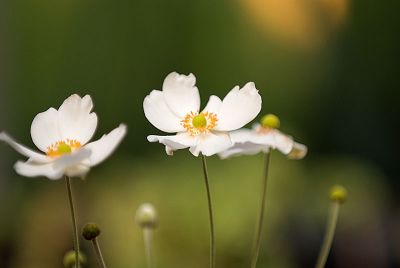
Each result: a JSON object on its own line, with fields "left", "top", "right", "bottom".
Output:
{"left": 0, "top": 94, "right": 127, "bottom": 179}
{"left": 143, "top": 72, "right": 262, "bottom": 156}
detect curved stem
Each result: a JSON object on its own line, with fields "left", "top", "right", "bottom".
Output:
{"left": 250, "top": 152, "right": 271, "bottom": 268}
{"left": 65, "top": 176, "right": 80, "bottom": 268}
{"left": 92, "top": 238, "right": 107, "bottom": 268}
{"left": 315, "top": 202, "right": 341, "bottom": 268}
{"left": 201, "top": 155, "right": 216, "bottom": 268}
{"left": 143, "top": 228, "right": 154, "bottom": 268}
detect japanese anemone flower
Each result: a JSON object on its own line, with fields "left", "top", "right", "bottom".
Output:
{"left": 0, "top": 94, "right": 127, "bottom": 179}
{"left": 218, "top": 114, "right": 307, "bottom": 159}
{"left": 144, "top": 72, "right": 262, "bottom": 156}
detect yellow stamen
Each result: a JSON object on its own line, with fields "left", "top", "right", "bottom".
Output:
{"left": 47, "top": 139, "right": 81, "bottom": 157}
{"left": 181, "top": 111, "right": 218, "bottom": 136}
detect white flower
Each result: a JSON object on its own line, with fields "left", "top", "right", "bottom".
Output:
{"left": 143, "top": 72, "right": 262, "bottom": 156}
{"left": 0, "top": 94, "right": 127, "bottom": 179}
{"left": 218, "top": 114, "right": 307, "bottom": 159}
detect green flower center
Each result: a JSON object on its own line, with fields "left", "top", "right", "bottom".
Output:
{"left": 57, "top": 143, "right": 72, "bottom": 154}
{"left": 192, "top": 114, "right": 207, "bottom": 128}
{"left": 261, "top": 114, "right": 280, "bottom": 129}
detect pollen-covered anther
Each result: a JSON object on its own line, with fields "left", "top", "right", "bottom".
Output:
{"left": 47, "top": 139, "right": 82, "bottom": 157}
{"left": 181, "top": 111, "right": 218, "bottom": 136}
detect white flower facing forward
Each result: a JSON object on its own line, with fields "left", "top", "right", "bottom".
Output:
{"left": 219, "top": 114, "right": 307, "bottom": 159}
{"left": 144, "top": 72, "right": 262, "bottom": 156}
{"left": 0, "top": 94, "right": 127, "bottom": 179}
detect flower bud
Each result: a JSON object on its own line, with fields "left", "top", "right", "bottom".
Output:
{"left": 261, "top": 114, "right": 280, "bottom": 129}
{"left": 63, "top": 250, "right": 87, "bottom": 267}
{"left": 136, "top": 203, "right": 158, "bottom": 229}
{"left": 82, "top": 223, "right": 101, "bottom": 241}
{"left": 330, "top": 185, "right": 348, "bottom": 204}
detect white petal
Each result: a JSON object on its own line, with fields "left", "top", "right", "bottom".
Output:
{"left": 165, "top": 146, "right": 174, "bottom": 156}
{"left": 84, "top": 124, "right": 127, "bottom": 166}
{"left": 147, "top": 132, "right": 197, "bottom": 155}
{"left": 14, "top": 161, "right": 63, "bottom": 180}
{"left": 143, "top": 90, "right": 185, "bottom": 133}
{"left": 162, "top": 72, "right": 200, "bottom": 117}
{"left": 202, "top": 95, "right": 222, "bottom": 114}
{"left": 58, "top": 94, "right": 98, "bottom": 145}
{"left": 271, "top": 131, "right": 295, "bottom": 155}
{"left": 189, "top": 132, "right": 232, "bottom": 157}
{"left": 287, "top": 142, "right": 308, "bottom": 160}
{"left": 14, "top": 148, "right": 91, "bottom": 180}
{"left": 218, "top": 142, "right": 267, "bottom": 159}
{"left": 0, "top": 132, "right": 50, "bottom": 163}
{"left": 234, "top": 127, "right": 294, "bottom": 155}
{"left": 30, "top": 107, "right": 62, "bottom": 152}
{"left": 214, "top": 82, "right": 262, "bottom": 131}
{"left": 229, "top": 128, "right": 272, "bottom": 144}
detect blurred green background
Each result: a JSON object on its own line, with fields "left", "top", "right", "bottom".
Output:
{"left": 1, "top": 0, "right": 399, "bottom": 267}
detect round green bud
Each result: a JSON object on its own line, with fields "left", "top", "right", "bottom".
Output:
{"left": 82, "top": 223, "right": 101, "bottom": 240}
{"left": 192, "top": 114, "right": 207, "bottom": 128}
{"left": 63, "top": 250, "right": 87, "bottom": 267}
{"left": 58, "top": 143, "right": 72, "bottom": 154}
{"left": 261, "top": 114, "right": 280, "bottom": 129}
{"left": 330, "top": 185, "right": 348, "bottom": 204}
{"left": 136, "top": 203, "right": 158, "bottom": 229}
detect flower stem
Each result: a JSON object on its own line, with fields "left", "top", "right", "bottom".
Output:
{"left": 315, "top": 201, "right": 341, "bottom": 268}
{"left": 143, "top": 228, "right": 154, "bottom": 268}
{"left": 201, "top": 154, "right": 216, "bottom": 268}
{"left": 65, "top": 176, "right": 80, "bottom": 268}
{"left": 92, "top": 237, "right": 107, "bottom": 268}
{"left": 250, "top": 152, "right": 271, "bottom": 268}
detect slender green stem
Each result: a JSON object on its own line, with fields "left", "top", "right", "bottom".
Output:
{"left": 201, "top": 155, "right": 216, "bottom": 268}
{"left": 143, "top": 228, "right": 154, "bottom": 268}
{"left": 315, "top": 201, "right": 341, "bottom": 268}
{"left": 250, "top": 152, "right": 271, "bottom": 268}
{"left": 65, "top": 176, "right": 80, "bottom": 268}
{"left": 92, "top": 238, "right": 107, "bottom": 268}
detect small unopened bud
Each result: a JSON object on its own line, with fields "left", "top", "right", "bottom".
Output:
{"left": 82, "top": 223, "right": 101, "bottom": 240}
{"left": 261, "top": 114, "right": 280, "bottom": 129}
{"left": 330, "top": 185, "right": 348, "bottom": 204}
{"left": 63, "top": 250, "right": 87, "bottom": 267}
{"left": 136, "top": 203, "right": 158, "bottom": 229}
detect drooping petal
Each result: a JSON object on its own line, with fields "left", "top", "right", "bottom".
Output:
{"left": 189, "top": 132, "right": 232, "bottom": 157}
{"left": 14, "top": 161, "right": 63, "bottom": 180}
{"left": 202, "top": 95, "right": 222, "bottom": 114}
{"left": 218, "top": 142, "right": 267, "bottom": 159}
{"left": 229, "top": 128, "right": 274, "bottom": 145}
{"left": 214, "top": 82, "right": 262, "bottom": 131}
{"left": 165, "top": 146, "right": 174, "bottom": 156}
{"left": 232, "top": 127, "right": 294, "bottom": 155}
{"left": 162, "top": 72, "right": 200, "bottom": 117}
{"left": 30, "top": 107, "right": 62, "bottom": 152}
{"left": 58, "top": 94, "right": 98, "bottom": 145}
{"left": 271, "top": 131, "right": 295, "bottom": 155}
{"left": 84, "top": 124, "right": 127, "bottom": 166}
{"left": 0, "top": 132, "right": 50, "bottom": 163}
{"left": 143, "top": 90, "right": 185, "bottom": 133}
{"left": 287, "top": 142, "right": 308, "bottom": 160}
{"left": 14, "top": 148, "right": 91, "bottom": 180}
{"left": 147, "top": 132, "right": 197, "bottom": 155}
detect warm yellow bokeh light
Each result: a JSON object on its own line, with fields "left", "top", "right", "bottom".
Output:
{"left": 241, "top": 0, "right": 349, "bottom": 49}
